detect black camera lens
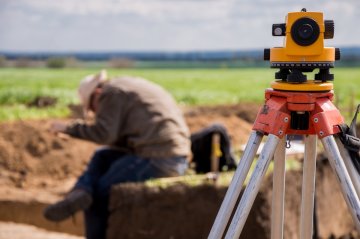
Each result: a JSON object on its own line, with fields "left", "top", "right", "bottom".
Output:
{"left": 298, "top": 24, "right": 313, "bottom": 39}
{"left": 291, "top": 17, "right": 320, "bottom": 46}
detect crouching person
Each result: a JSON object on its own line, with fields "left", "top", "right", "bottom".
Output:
{"left": 44, "top": 70, "right": 190, "bottom": 239}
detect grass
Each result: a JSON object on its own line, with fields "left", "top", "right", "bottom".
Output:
{"left": 143, "top": 156, "right": 302, "bottom": 189}
{"left": 144, "top": 171, "right": 236, "bottom": 188}
{"left": 0, "top": 67, "right": 359, "bottom": 121}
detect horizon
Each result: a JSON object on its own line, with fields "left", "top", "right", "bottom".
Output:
{"left": 2, "top": 45, "right": 360, "bottom": 55}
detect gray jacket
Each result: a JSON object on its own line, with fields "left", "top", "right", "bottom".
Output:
{"left": 65, "top": 76, "right": 191, "bottom": 159}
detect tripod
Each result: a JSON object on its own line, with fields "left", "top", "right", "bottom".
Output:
{"left": 208, "top": 81, "right": 360, "bottom": 239}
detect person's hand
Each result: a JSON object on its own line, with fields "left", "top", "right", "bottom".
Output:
{"left": 49, "top": 121, "right": 67, "bottom": 134}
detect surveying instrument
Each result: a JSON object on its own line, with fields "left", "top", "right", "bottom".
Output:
{"left": 209, "top": 9, "right": 360, "bottom": 239}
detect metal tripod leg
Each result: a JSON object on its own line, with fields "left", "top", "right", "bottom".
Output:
{"left": 208, "top": 131, "right": 263, "bottom": 239}
{"left": 225, "top": 134, "right": 280, "bottom": 239}
{"left": 334, "top": 136, "right": 360, "bottom": 199}
{"left": 321, "top": 136, "right": 360, "bottom": 231}
{"left": 300, "top": 135, "right": 317, "bottom": 239}
{"left": 271, "top": 137, "right": 286, "bottom": 239}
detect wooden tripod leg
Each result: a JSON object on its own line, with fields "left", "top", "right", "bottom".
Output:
{"left": 321, "top": 135, "right": 360, "bottom": 232}
{"left": 208, "top": 131, "right": 263, "bottom": 239}
{"left": 271, "top": 137, "right": 286, "bottom": 239}
{"left": 300, "top": 135, "right": 317, "bottom": 239}
{"left": 335, "top": 136, "right": 360, "bottom": 200}
{"left": 225, "top": 134, "right": 280, "bottom": 239}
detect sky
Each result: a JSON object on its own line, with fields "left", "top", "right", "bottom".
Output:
{"left": 0, "top": 0, "right": 359, "bottom": 52}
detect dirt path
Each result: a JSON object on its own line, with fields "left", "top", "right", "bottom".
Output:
{"left": 0, "top": 222, "right": 83, "bottom": 239}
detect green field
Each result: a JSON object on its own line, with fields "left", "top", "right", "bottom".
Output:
{"left": 0, "top": 67, "right": 359, "bottom": 121}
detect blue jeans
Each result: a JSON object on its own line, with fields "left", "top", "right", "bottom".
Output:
{"left": 74, "top": 148, "right": 188, "bottom": 239}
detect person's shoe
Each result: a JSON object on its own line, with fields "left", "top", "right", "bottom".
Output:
{"left": 43, "top": 189, "right": 93, "bottom": 222}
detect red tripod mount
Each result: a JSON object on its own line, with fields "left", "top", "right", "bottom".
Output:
{"left": 253, "top": 87, "right": 344, "bottom": 139}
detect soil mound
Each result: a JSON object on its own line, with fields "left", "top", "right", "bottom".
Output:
{"left": 0, "top": 103, "right": 256, "bottom": 199}
{"left": 27, "top": 96, "right": 57, "bottom": 108}
{"left": 0, "top": 120, "right": 96, "bottom": 191}
{"left": 184, "top": 103, "right": 258, "bottom": 146}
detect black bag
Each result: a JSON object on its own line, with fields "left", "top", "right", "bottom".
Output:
{"left": 190, "top": 123, "right": 237, "bottom": 173}
{"left": 338, "top": 104, "right": 360, "bottom": 174}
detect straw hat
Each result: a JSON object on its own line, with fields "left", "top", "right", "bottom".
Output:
{"left": 78, "top": 69, "right": 108, "bottom": 112}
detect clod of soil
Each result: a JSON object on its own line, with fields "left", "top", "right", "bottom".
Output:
{"left": 27, "top": 96, "right": 57, "bottom": 108}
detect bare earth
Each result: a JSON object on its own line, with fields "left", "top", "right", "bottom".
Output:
{"left": 0, "top": 103, "right": 359, "bottom": 238}
{"left": 0, "top": 222, "right": 83, "bottom": 239}
{"left": 0, "top": 103, "right": 257, "bottom": 237}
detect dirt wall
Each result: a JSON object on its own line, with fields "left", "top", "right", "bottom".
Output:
{"left": 108, "top": 160, "right": 357, "bottom": 239}
{"left": 0, "top": 160, "right": 357, "bottom": 238}
{"left": 0, "top": 199, "right": 84, "bottom": 236}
